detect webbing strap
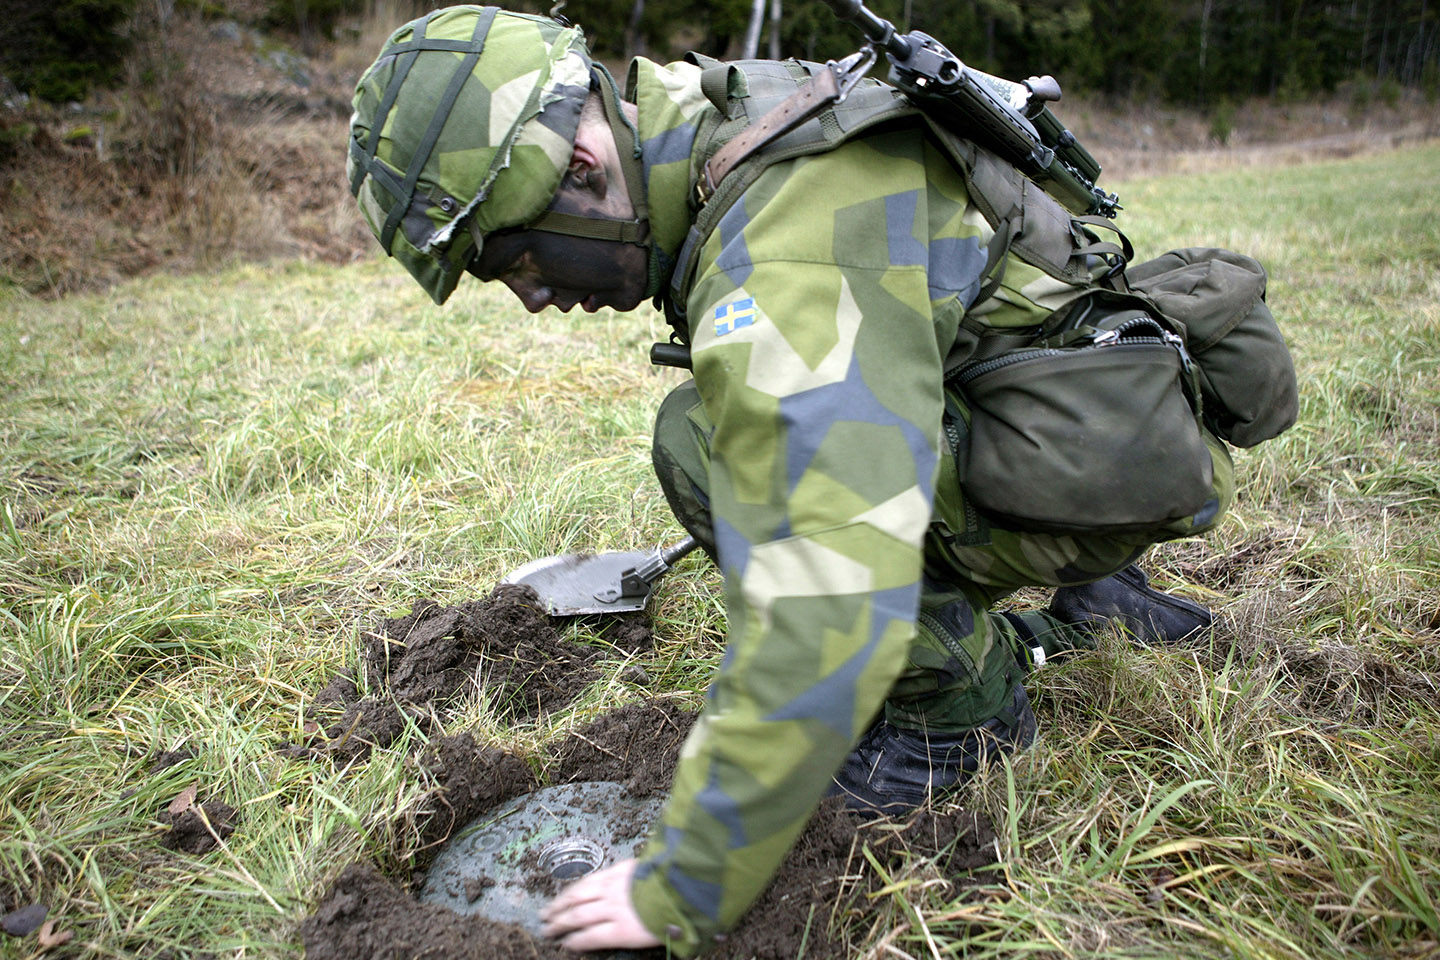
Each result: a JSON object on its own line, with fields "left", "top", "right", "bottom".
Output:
{"left": 973, "top": 203, "right": 1021, "bottom": 307}
{"left": 349, "top": 61, "right": 419, "bottom": 197}
{"left": 373, "top": 38, "right": 491, "bottom": 55}
{"left": 351, "top": 149, "right": 406, "bottom": 210}
{"left": 593, "top": 62, "right": 648, "bottom": 227}
{"left": 698, "top": 64, "right": 843, "bottom": 205}
{"left": 349, "top": 10, "right": 435, "bottom": 198}
{"left": 1073, "top": 213, "right": 1133, "bottom": 289}
{"left": 526, "top": 210, "right": 650, "bottom": 243}
{"left": 378, "top": 6, "right": 499, "bottom": 253}
{"left": 699, "top": 65, "right": 731, "bottom": 116}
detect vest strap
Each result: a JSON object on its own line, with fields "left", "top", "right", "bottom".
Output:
{"left": 698, "top": 63, "right": 844, "bottom": 205}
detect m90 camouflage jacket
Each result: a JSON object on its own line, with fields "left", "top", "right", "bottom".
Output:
{"left": 623, "top": 55, "right": 1091, "bottom": 955}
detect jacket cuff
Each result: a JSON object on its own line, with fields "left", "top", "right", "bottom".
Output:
{"left": 630, "top": 862, "right": 710, "bottom": 957}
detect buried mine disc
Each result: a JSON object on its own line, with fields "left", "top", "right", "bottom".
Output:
{"left": 417, "top": 781, "right": 665, "bottom": 936}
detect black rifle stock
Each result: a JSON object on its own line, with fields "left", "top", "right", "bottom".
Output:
{"left": 821, "top": 0, "right": 1119, "bottom": 218}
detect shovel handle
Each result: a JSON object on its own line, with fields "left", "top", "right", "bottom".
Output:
{"left": 659, "top": 535, "right": 701, "bottom": 568}
{"left": 617, "top": 536, "right": 702, "bottom": 599}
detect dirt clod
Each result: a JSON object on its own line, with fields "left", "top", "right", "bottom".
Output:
{"left": 149, "top": 747, "right": 197, "bottom": 772}
{"left": 554, "top": 700, "right": 695, "bottom": 796}
{"left": 321, "top": 697, "right": 410, "bottom": 761}
{"left": 159, "top": 801, "right": 237, "bottom": 855}
{"left": 302, "top": 862, "right": 569, "bottom": 960}
{"left": 1, "top": 903, "right": 48, "bottom": 938}
{"left": 876, "top": 806, "right": 999, "bottom": 874}
{"left": 596, "top": 615, "right": 655, "bottom": 655}
{"left": 363, "top": 586, "right": 598, "bottom": 718}
{"left": 311, "top": 671, "right": 359, "bottom": 712}
{"left": 463, "top": 876, "right": 495, "bottom": 904}
{"left": 405, "top": 733, "right": 538, "bottom": 868}
{"left": 286, "top": 585, "right": 609, "bottom": 762}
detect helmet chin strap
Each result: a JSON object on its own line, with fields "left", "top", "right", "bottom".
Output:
{"left": 522, "top": 64, "right": 651, "bottom": 248}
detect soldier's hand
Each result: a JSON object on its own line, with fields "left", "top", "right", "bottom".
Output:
{"left": 540, "top": 858, "right": 662, "bottom": 952}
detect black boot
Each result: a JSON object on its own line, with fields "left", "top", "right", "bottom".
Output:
{"left": 828, "top": 684, "right": 1037, "bottom": 814}
{"left": 1049, "top": 565, "right": 1212, "bottom": 645}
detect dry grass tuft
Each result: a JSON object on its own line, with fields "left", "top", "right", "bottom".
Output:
{"left": 0, "top": 10, "right": 369, "bottom": 297}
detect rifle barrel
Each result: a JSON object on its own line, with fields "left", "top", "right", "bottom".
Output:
{"left": 819, "top": 0, "right": 913, "bottom": 60}
{"left": 819, "top": 0, "right": 1117, "bottom": 217}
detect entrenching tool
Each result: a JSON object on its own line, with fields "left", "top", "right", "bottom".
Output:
{"left": 502, "top": 535, "right": 700, "bottom": 616}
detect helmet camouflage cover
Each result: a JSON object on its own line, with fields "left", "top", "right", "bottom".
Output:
{"left": 347, "top": 6, "right": 593, "bottom": 304}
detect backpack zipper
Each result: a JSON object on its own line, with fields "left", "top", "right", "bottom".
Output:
{"left": 953, "top": 316, "right": 1175, "bottom": 387}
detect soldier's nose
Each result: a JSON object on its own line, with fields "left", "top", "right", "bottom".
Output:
{"left": 509, "top": 281, "right": 552, "bottom": 314}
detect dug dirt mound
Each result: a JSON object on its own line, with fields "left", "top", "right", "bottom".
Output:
{"left": 553, "top": 699, "right": 695, "bottom": 796}
{"left": 303, "top": 695, "right": 1001, "bottom": 959}
{"left": 364, "top": 587, "right": 599, "bottom": 715}
{"left": 286, "top": 585, "right": 653, "bottom": 761}
{"left": 400, "top": 732, "right": 539, "bottom": 871}
{"left": 296, "top": 588, "right": 999, "bottom": 957}
{"left": 302, "top": 861, "right": 563, "bottom": 960}
{"left": 709, "top": 799, "right": 999, "bottom": 959}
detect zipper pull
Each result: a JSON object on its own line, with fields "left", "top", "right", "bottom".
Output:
{"left": 1163, "top": 330, "right": 1193, "bottom": 370}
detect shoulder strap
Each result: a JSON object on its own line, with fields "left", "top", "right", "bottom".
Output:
{"left": 666, "top": 59, "right": 916, "bottom": 331}
{"left": 662, "top": 60, "right": 1129, "bottom": 340}
{"left": 698, "top": 63, "right": 846, "bottom": 204}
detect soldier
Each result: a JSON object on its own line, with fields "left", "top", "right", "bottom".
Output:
{"left": 347, "top": 6, "right": 1233, "bottom": 954}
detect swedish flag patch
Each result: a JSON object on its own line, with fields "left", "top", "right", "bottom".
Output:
{"left": 713, "top": 297, "right": 757, "bottom": 337}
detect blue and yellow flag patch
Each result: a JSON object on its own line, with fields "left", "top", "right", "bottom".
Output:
{"left": 713, "top": 297, "right": 757, "bottom": 337}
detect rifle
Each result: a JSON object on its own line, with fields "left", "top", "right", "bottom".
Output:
{"left": 821, "top": 0, "right": 1119, "bottom": 218}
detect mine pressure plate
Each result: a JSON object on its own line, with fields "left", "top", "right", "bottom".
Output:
{"left": 417, "top": 781, "right": 664, "bottom": 937}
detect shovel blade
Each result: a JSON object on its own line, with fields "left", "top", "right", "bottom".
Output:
{"left": 503, "top": 548, "right": 659, "bottom": 616}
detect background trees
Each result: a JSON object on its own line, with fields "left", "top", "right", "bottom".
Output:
{"left": 563, "top": 0, "right": 1438, "bottom": 104}
{"left": 2, "top": 0, "right": 1436, "bottom": 105}
{"left": 0, "top": 0, "right": 136, "bottom": 103}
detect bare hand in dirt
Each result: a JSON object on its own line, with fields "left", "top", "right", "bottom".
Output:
{"left": 540, "top": 859, "right": 662, "bottom": 952}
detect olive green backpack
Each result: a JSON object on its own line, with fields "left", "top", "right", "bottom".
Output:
{"left": 661, "top": 57, "right": 1297, "bottom": 537}
{"left": 948, "top": 249, "right": 1295, "bottom": 535}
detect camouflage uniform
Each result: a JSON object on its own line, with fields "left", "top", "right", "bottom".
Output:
{"left": 344, "top": 15, "right": 1233, "bottom": 954}
{"left": 628, "top": 57, "right": 1234, "bottom": 954}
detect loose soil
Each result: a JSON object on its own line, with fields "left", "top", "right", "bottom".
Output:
{"left": 285, "top": 584, "right": 651, "bottom": 763}
{"left": 404, "top": 732, "right": 538, "bottom": 869}
{"left": 158, "top": 802, "right": 239, "bottom": 856}
{"left": 301, "top": 658, "right": 1003, "bottom": 959}
{"left": 145, "top": 747, "right": 240, "bottom": 855}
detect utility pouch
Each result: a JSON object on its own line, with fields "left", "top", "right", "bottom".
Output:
{"left": 947, "top": 293, "right": 1213, "bottom": 535}
{"left": 1125, "top": 247, "right": 1296, "bottom": 447}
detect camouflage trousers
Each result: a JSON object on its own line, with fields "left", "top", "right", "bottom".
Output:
{"left": 653, "top": 379, "right": 1234, "bottom": 733}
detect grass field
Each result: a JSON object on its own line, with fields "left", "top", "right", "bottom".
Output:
{"left": 2, "top": 143, "right": 1438, "bottom": 958}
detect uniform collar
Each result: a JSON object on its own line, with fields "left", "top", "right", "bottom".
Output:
{"left": 626, "top": 57, "right": 715, "bottom": 298}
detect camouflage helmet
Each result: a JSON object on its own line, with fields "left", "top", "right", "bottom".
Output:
{"left": 347, "top": 6, "right": 593, "bottom": 304}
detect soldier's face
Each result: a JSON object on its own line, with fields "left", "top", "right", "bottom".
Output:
{"left": 472, "top": 227, "right": 648, "bottom": 314}
{"left": 471, "top": 162, "right": 650, "bottom": 314}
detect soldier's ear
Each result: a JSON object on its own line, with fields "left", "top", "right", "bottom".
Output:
{"left": 563, "top": 130, "right": 608, "bottom": 199}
